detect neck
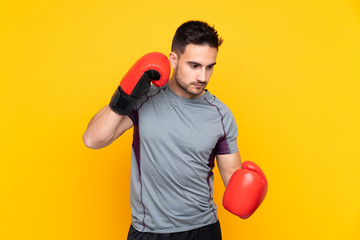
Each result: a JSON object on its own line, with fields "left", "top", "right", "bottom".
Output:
{"left": 168, "top": 75, "right": 178, "bottom": 95}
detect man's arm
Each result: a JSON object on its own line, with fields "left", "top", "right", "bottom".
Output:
{"left": 218, "top": 152, "right": 268, "bottom": 219}
{"left": 83, "top": 105, "right": 134, "bottom": 149}
{"left": 83, "top": 52, "right": 171, "bottom": 150}
{"left": 216, "top": 152, "right": 242, "bottom": 187}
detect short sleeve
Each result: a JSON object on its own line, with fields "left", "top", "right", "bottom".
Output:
{"left": 215, "top": 109, "right": 239, "bottom": 155}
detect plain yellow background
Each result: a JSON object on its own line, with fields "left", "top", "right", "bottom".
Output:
{"left": 1, "top": 0, "right": 360, "bottom": 239}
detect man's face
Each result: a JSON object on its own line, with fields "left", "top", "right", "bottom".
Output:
{"left": 170, "top": 43, "right": 218, "bottom": 98}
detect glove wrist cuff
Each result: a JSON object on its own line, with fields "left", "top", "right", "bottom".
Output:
{"left": 109, "top": 86, "right": 137, "bottom": 115}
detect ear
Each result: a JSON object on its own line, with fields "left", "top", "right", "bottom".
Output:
{"left": 169, "top": 52, "right": 178, "bottom": 69}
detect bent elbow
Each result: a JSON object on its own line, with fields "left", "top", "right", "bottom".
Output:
{"left": 83, "top": 134, "right": 94, "bottom": 149}
{"left": 83, "top": 133, "right": 100, "bottom": 149}
{"left": 82, "top": 132, "right": 112, "bottom": 149}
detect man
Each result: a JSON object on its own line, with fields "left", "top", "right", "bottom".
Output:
{"left": 83, "top": 20, "right": 267, "bottom": 240}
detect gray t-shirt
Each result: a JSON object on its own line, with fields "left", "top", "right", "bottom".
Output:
{"left": 128, "top": 84, "right": 238, "bottom": 233}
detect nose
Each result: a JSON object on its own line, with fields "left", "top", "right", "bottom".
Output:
{"left": 196, "top": 68, "right": 206, "bottom": 82}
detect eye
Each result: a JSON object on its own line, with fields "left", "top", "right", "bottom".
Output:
{"left": 207, "top": 65, "right": 214, "bottom": 70}
{"left": 191, "top": 64, "right": 200, "bottom": 69}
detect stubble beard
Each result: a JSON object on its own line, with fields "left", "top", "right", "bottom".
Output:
{"left": 174, "top": 70, "right": 206, "bottom": 97}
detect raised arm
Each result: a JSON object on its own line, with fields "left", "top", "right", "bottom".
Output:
{"left": 83, "top": 52, "right": 171, "bottom": 149}
{"left": 83, "top": 105, "right": 134, "bottom": 149}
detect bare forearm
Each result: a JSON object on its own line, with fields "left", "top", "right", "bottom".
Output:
{"left": 83, "top": 105, "right": 133, "bottom": 149}
{"left": 216, "top": 152, "right": 242, "bottom": 187}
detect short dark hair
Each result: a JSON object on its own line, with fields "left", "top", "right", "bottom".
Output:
{"left": 171, "top": 20, "right": 223, "bottom": 55}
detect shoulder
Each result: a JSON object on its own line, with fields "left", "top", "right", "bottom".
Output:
{"left": 204, "top": 92, "right": 234, "bottom": 118}
{"left": 139, "top": 84, "right": 165, "bottom": 102}
{"left": 148, "top": 83, "right": 172, "bottom": 97}
{"left": 147, "top": 84, "right": 162, "bottom": 95}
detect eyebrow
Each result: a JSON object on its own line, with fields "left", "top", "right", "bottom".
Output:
{"left": 187, "top": 61, "right": 217, "bottom": 67}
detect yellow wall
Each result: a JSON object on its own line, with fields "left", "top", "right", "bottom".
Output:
{"left": 1, "top": 0, "right": 359, "bottom": 239}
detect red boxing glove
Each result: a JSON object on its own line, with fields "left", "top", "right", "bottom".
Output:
{"left": 110, "top": 52, "right": 171, "bottom": 115}
{"left": 222, "top": 161, "right": 268, "bottom": 219}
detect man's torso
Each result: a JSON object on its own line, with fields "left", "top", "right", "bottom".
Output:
{"left": 128, "top": 84, "right": 238, "bottom": 233}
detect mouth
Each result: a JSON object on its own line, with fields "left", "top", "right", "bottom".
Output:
{"left": 192, "top": 83, "right": 206, "bottom": 88}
